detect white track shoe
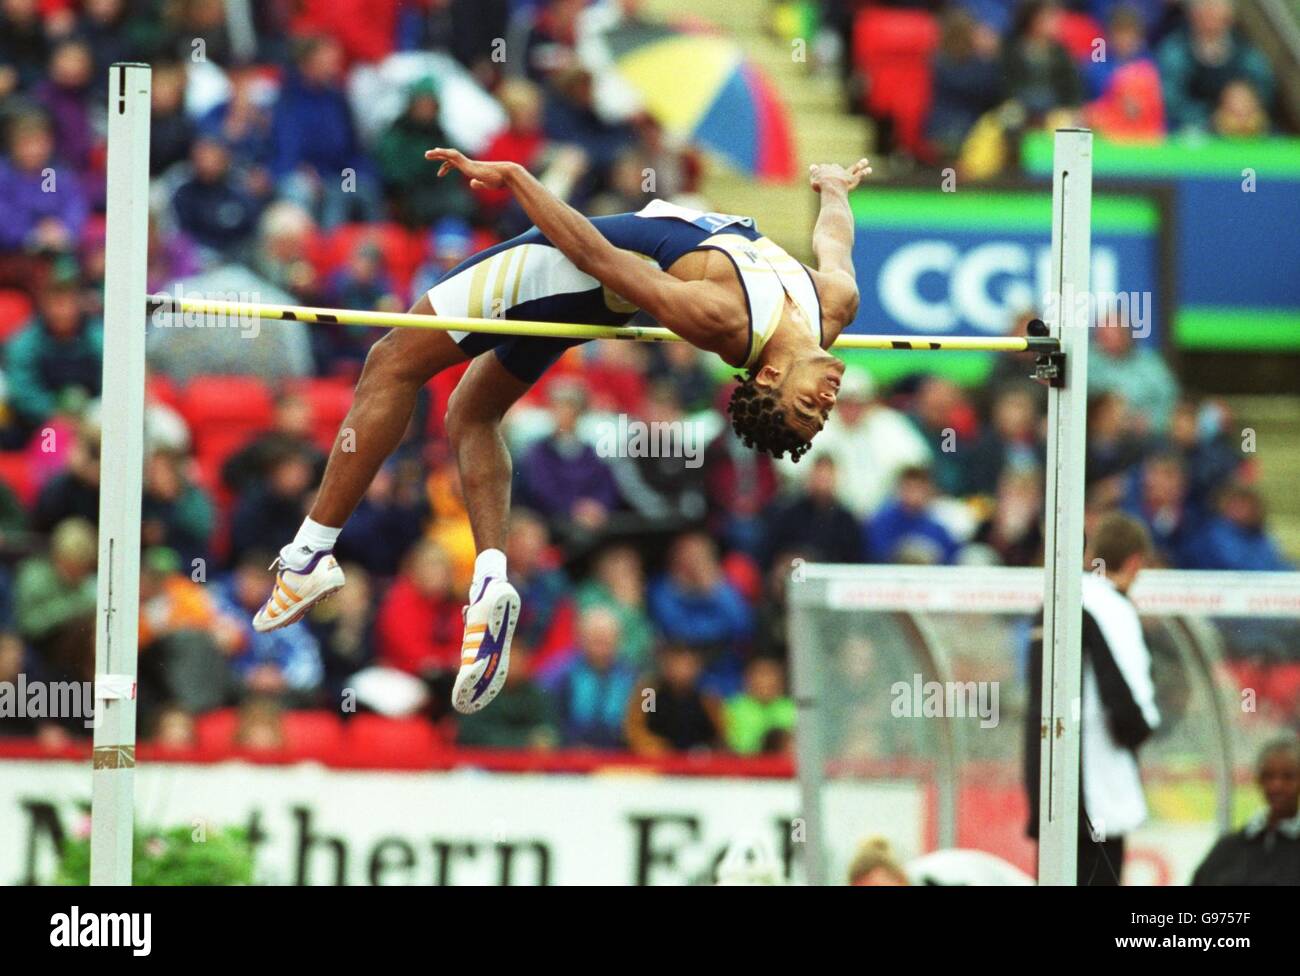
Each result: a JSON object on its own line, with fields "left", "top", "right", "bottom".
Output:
{"left": 452, "top": 576, "right": 520, "bottom": 715}
{"left": 252, "top": 549, "right": 345, "bottom": 633}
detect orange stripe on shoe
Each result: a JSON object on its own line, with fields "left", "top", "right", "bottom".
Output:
{"left": 276, "top": 575, "right": 303, "bottom": 602}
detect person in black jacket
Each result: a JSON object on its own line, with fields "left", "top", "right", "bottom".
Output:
{"left": 1025, "top": 512, "right": 1161, "bottom": 884}
{"left": 1192, "top": 737, "right": 1300, "bottom": 885}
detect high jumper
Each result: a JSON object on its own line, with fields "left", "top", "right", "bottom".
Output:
{"left": 252, "top": 148, "right": 873, "bottom": 715}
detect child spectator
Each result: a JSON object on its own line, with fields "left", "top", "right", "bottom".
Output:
{"left": 626, "top": 643, "right": 724, "bottom": 756}
{"left": 725, "top": 657, "right": 796, "bottom": 756}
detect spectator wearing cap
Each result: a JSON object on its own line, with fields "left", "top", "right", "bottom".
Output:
{"left": 375, "top": 77, "right": 474, "bottom": 229}
{"left": 1193, "top": 737, "right": 1300, "bottom": 885}
{"left": 410, "top": 216, "right": 474, "bottom": 298}
{"left": 14, "top": 517, "right": 98, "bottom": 683}
{"left": 172, "top": 135, "right": 263, "bottom": 258}
{"left": 1157, "top": 0, "right": 1273, "bottom": 133}
{"left": 780, "top": 367, "right": 931, "bottom": 520}
{"left": 5, "top": 264, "right": 101, "bottom": 434}
{"left": 0, "top": 112, "right": 90, "bottom": 256}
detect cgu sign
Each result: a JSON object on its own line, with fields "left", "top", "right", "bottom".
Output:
{"left": 875, "top": 240, "right": 1121, "bottom": 335}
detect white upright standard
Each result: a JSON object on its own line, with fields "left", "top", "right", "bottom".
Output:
{"left": 1036, "top": 128, "right": 1093, "bottom": 886}
{"left": 91, "top": 62, "right": 152, "bottom": 886}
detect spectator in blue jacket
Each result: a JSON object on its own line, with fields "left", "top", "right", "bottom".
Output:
{"left": 648, "top": 532, "right": 753, "bottom": 649}
{"left": 866, "top": 466, "right": 960, "bottom": 565}
{"left": 217, "top": 549, "right": 325, "bottom": 703}
{"left": 1184, "top": 483, "right": 1293, "bottom": 572}
{"left": 172, "top": 136, "right": 262, "bottom": 257}
{"left": 543, "top": 606, "right": 637, "bottom": 749}
{"left": 271, "top": 35, "right": 378, "bottom": 227}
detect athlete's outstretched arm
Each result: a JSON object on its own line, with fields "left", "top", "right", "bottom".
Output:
{"left": 809, "top": 159, "right": 870, "bottom": 336}
{"left": 426, "top": 148, "right": 745, "bottom": 358}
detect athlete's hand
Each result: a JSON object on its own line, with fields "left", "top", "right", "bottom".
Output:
{"left": 809, "top": 159, "right": 872, "bottom": 193}
{"left": 425, "top": 148, "right": 517, "bottom": 190}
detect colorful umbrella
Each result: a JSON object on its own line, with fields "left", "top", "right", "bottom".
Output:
{"left": 599, "top": 21, "right": 796, "bottom": 182}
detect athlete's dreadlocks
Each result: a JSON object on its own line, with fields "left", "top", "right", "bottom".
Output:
{"left": 727, "top": 373, "right": 812, "bottom": 462}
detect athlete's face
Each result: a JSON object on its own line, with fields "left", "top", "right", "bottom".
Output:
{"left": 775, "top": 352, "right": 845, "bottom": 443}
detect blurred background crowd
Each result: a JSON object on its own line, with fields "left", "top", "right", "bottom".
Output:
{"left": 0, "top": 0, "right": 1294, "bottom": 765}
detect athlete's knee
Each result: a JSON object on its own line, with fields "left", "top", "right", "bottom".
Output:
{"left": 444, "top": 383, "right": 506, "bottom": 448}
{"left": 360, "top": 330, "right": 434, "bottom": 388}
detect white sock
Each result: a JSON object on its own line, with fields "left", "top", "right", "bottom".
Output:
{"left": 469, "top": 548, "right": 507, "bottom": 601}
{"left": 280, "top": 517, "right": 342, "bottom": 570}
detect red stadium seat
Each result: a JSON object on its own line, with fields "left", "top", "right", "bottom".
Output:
{"left": 180, "top": 375, "right": 275, "bottom": 472}
{"left": 0, "top": 451, "right": 35, "bottom": 507}
{"left": 317, "top": 223, "right": 428, "bottom": 300}
{"left": 290, "top": 378, "right": 355, "bottom": 454}
{"left": 342, "top": 714, "right": 443, "bottom": 767}
{"left": 852, "top": 9, "right": 941, "bottom": 159}
{"left": 0, "top": 289, "right": 33, "bottom": 342}
{"left": 282, "top": 710, "right": 346, "bottom": 759}
{"left": 195, "top": 708, "right": 240, "bottom": 752}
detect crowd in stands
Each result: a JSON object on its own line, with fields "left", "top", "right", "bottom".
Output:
{"left": 0, "top": 0, "right": 1293, "bottom": 761}
{"left": 817, "top": 0, "right": 1284, "bottom": 172}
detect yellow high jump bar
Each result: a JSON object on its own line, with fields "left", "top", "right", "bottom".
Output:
{"left": 145, "top": 295, "right": 1060, "bottom": 354}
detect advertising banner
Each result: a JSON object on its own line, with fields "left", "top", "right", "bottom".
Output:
{"left": 845, "top": 186, "right": 1164, "bottom": 383}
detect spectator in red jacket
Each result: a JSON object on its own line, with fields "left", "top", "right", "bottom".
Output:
{"left": 375, "top": 539, "right": 464, "bottom": 680}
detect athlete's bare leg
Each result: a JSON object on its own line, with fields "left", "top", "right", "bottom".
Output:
{"left": 443, "top": 352, "right": 534, "bottom": 552}
{"left": 310, "top": 294, "right": 468, "bottom": 527}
